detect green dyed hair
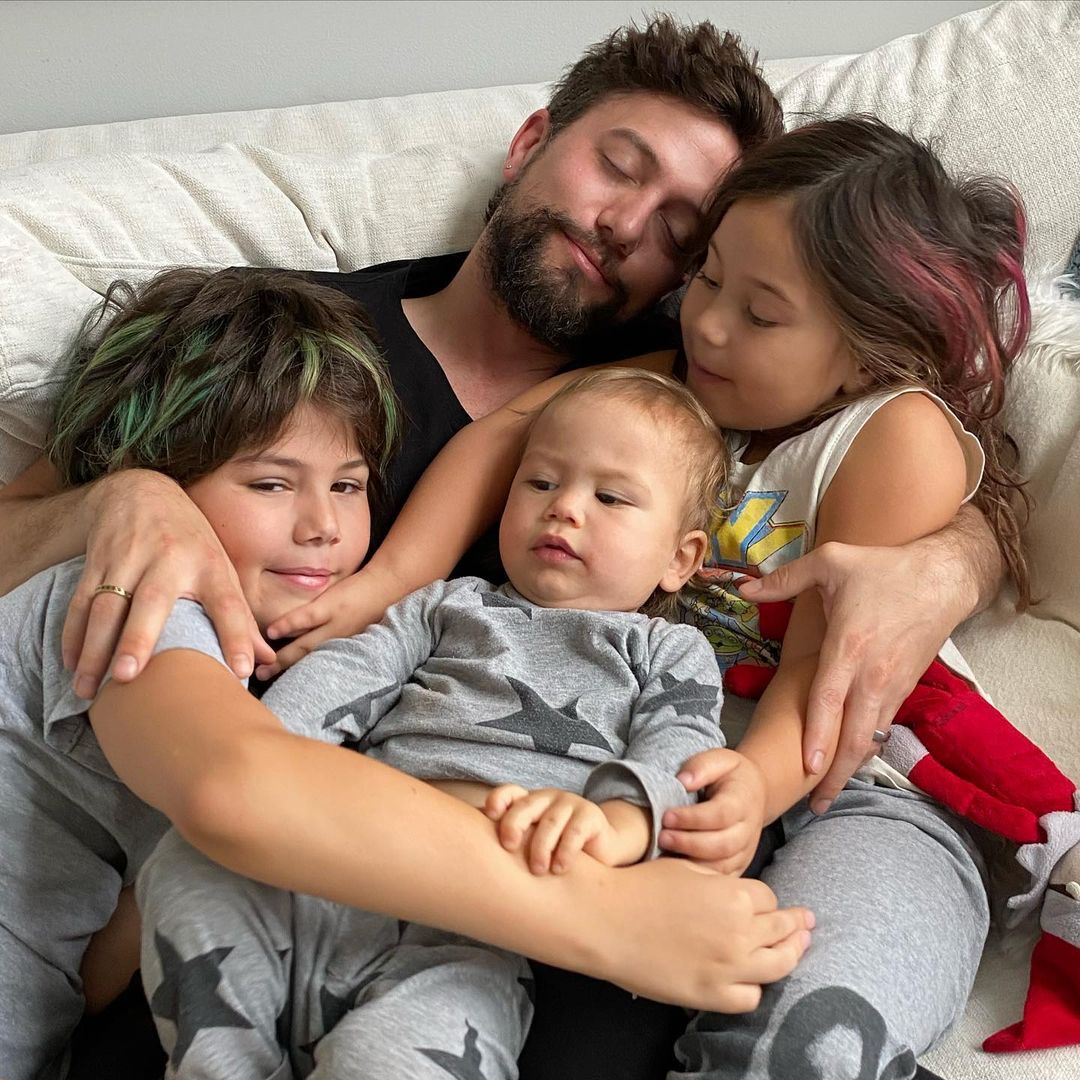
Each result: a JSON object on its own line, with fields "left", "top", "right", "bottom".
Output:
{"left": 47, "top": 267, "right": 400, "bottom": 498}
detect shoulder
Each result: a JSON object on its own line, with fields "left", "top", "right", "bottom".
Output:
{"left": 645, "top": 617, "right": 718, "bottom": 667}
{"left": 819, "top": 390, "right": 968, "bottom": 546}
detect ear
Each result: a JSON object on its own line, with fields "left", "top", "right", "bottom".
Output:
{"left": 504, "top": 109, "right": 552, "bottom": 176}
{"left": 840, "top": 348, "right": 873, "bottom": 395}
{"left": 658, "top": 529, "right": 708, "bottom": 594}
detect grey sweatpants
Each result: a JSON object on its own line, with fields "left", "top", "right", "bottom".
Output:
{"left": 136, "top": 830, "right": 534, "bottom": 1079}
{"left": 672, "top": 781, "right": 989, "bottom": 1080}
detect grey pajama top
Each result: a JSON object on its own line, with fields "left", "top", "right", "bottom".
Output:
{"left": 263, "top": 577, "right": 725, "bottom": 858}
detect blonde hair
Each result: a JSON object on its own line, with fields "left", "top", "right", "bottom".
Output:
{"left": 532, "top": 368, "right": 729, "bottom": 619}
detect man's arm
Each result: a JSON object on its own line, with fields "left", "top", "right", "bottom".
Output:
{"left": 0, "top": 457, "right": 270, "bottom": 696}
{"left": 740, "top": 502, "right": 1003, "bottom": 811}
{"left": 0, "top": 457, "right": 97, "bottom": 592}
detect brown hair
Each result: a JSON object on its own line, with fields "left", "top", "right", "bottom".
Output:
{"left": 696, "top": 116, "right": 1033, "bottom": 606}
{"left": 48, "top": 267, "right": 399, "bottom": 504}
{"left": 533, "top": 368, "right": 729, "bottom": 619}
{"left": 546, "top": 15, "right": 782, "bottom": 153}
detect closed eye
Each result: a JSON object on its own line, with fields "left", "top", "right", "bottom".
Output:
{"left": 695, "top": 271, "right": 720, "bottom": 290}
{"left": 601, "top": 154, "right": 632, "bottom": 181}
{"left": 746, "top": 307, "right": 778, "bottom": 328}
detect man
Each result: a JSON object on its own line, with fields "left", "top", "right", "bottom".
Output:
{"left": 1, "top": 16, "right": 991, "bottom": 1078}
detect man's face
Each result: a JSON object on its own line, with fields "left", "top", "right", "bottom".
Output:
{"left": 482, "top": 93, "right": 741, "bottom": 349}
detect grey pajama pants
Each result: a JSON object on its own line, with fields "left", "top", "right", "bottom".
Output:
{"left": 672, "top": 781, "right": 989, "bottom": 1080}
{"left": 136, "top": 829, "right": 534, "bottom": 1080}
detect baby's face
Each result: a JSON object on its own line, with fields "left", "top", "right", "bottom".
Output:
{"left": 499, "top": 394, "right": 699, "bottom": 612}
{"left": 185, "top": 403, "right": 371, "bottom": 631}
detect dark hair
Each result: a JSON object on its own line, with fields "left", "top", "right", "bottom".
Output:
{"left": 532, "top": 368, "right": 729, "bottom": 619}
{"left": 697, "top": 115, "right": 1032, "bottom": 605}
{"left": 546, "top": 15, "right": 782, "bottom": 153}
{"left": 47, "top": 267, "right": 399, "bottom": 500}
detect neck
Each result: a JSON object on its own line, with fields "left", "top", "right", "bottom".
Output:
{"left": 402, "top": 244, "right": 571, "bottom": 419}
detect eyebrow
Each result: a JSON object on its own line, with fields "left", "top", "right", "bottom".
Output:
{"left": 235, "top": 454, "right": 368, "bottom": 470}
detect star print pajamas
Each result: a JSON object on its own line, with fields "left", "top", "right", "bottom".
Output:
{"left": 138, "top": 577, "right": 725, "bottom": 1078}
{"left": 0, "top": 558, "right": 236, "bottom": 1080}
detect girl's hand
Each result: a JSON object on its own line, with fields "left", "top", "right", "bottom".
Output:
{"left": 659, "top": 749, "right": 767, "bottom": 876}
{"left": 258, "top": 564, "right": 403, "bottom": 678}
{"left": 484, "top": 785, "right": 623, "bottom": 874}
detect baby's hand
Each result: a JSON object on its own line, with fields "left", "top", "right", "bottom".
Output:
{"left": 257, "top": 565, "right": 402, "bottom": 679}
{"left": 484, "top": 785, "right": 618, "bottom": 875}
{"left": 659, "top": 749, "right": 767, "bottom": 876}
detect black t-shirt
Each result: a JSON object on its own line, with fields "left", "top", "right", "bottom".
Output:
{"left": 308, "top": 252, "right": 680, "bottom": 577}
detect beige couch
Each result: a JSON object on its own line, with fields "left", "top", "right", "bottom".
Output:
{"left": 1, "top": 2, "right": 1078, "bottom": 1076}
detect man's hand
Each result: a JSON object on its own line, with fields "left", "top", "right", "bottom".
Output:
{"left": 257, "top": 565, "right": 399, "bottom": 680}
{"left": 484, "top": 785, "right": 634, "bottom": 874}
{"left": 658, "top": 749, "right": 766, "bottom": 875}
{"left": 64, "top": 470, "right": 272, "bottom": 698}
{"left": 739, "top": 539, "right": 974, "bottom": 814}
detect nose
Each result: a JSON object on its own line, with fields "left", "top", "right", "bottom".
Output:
{"left": 692, "top": 292, "right": 730, "bottom": 349}
{"left": 544, "top": 488, "right": 584, "bottom": 526}
{"left": 294, "top": 491, "right": 341, "bottom": 546}
{"left": 595, "top": 190, "right": 652, "bottom": 258}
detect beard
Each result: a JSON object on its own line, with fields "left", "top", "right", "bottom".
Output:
{"left": 481, "top": 184, "right": 632, "bottom": 351}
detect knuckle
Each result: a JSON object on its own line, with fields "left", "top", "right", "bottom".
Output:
{"left": 817, "top": 685, "right": 846, "bottom": 714}
{"left": 117, "top": 631, "right": 156, "bottom": 658}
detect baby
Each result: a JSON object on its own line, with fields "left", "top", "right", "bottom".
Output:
{"left": 137, "top": 368, "right": 747, "bottom": 1079}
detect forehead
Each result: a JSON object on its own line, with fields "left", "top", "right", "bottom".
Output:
{"left": 259, "top": 403, "right": 362, "bottom": 461}
{"left": 712, "top": 198, "right": 812, "bottom": 285}
{"left": 557, "top": 92, "right": 741, "bottom": 205}
{"left": 528, "top": 392, "right": 685, "bottom": 471}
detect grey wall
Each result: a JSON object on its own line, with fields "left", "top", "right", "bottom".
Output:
{"left": 1, "top": 0, "right": 990, "bottom": 136}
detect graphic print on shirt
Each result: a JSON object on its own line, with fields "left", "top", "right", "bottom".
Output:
{"left": 681, "top": 489, "right": 807, "bottom": 675}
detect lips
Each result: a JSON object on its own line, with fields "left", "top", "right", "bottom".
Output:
{"left": 269, "top": 567, "right": 335, "bottom": 590}
{"left": 563, "top": 232, "right": 612, "bottom": 287}
{"left": 688, "top": 357, "right": 731, "bottom": 384}
{"left": 532, "top": 534, "right": 580, "bottom": 563}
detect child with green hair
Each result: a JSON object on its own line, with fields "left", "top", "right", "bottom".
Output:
{"left": 0, "top": 268, "right": 810, "bottom": 1080}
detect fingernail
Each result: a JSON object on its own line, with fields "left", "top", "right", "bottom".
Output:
{"left": 658, "top": 830, "right": 672, "bottom": 848}
{"left": 74, "top": 675, "right": 97, "bottom": 699}
{"left": 265, "top": 627, "right": 279, "bottom": 640}
{"left": 810, "top": 750, "right": 825, "bottom": 774}
{"left": 810, "top": 798, "right": 832, "bottom": 816}
{"left": 805, "top": 911, "right": 816, "bottom": 930}
{"left": 254, "top": 665, "right": 273, "bottom": 681}
{"left": 232, "top": 655, "right": 254, "bottom": 679}
{"left": 801, "top": 930, "right": 813, "bottom": 949}
{"left": 113, "top": 655, "right": 137, "bottom": 681}
{"left": 738, "top": 577, "right": 762, "bottom": 595}
{"left": 676, "top": 770, "right": 694, "bottom": 788}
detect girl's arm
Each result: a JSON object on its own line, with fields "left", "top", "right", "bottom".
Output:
{"left": 261, "top": 351, "right": 676, "bottom": 672}
{"left": 665, "top": 394, "right": 969, "bottom": 850}
{"left": 90, "top": 649, "right": 813, "bottom": 1013}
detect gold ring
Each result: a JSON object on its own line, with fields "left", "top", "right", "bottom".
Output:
{"left": 93, "top": 583, "right": 134, "bottom": 601}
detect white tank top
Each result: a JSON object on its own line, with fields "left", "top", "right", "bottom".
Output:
{"left": 682, "top": 388, "right": 987, "bottom": 785}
